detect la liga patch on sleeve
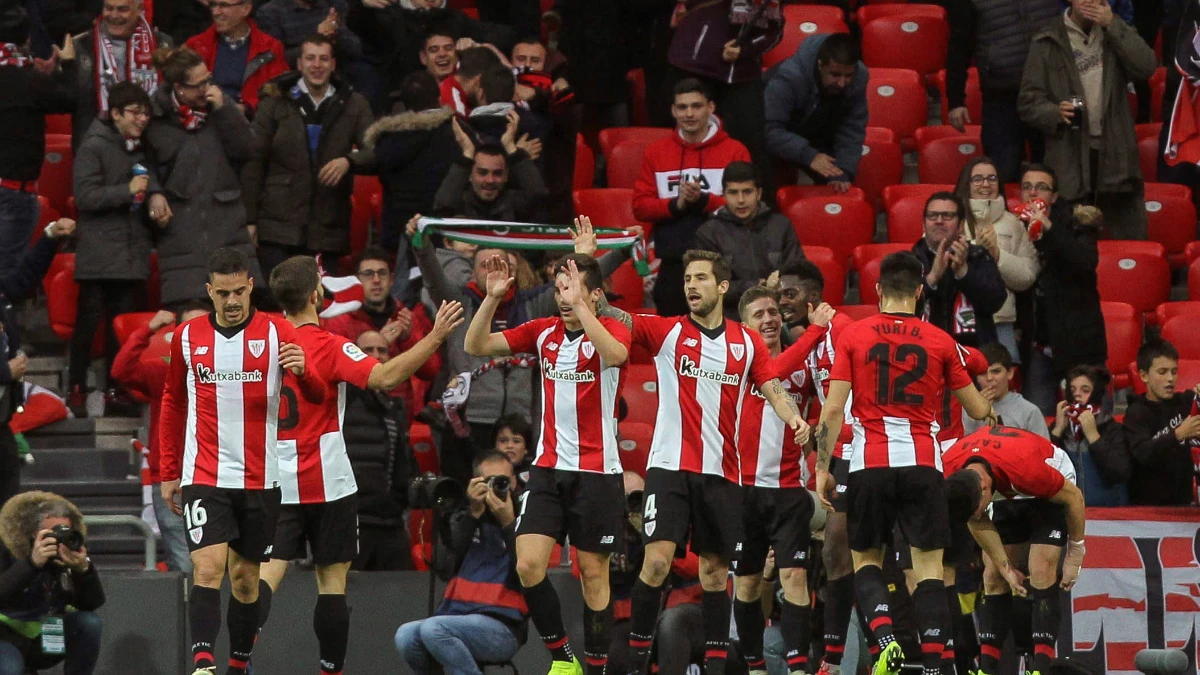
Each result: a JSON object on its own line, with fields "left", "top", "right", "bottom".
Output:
{"left": 343, "top": 342, "right": 369, "bottom": 362}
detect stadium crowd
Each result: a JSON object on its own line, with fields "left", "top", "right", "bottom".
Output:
{"left": 0, "top": 0, "right": 1198, "bottom": 673}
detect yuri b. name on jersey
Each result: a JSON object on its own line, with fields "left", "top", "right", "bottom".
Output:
{"left": 542, "top": 358, "right": 596, "bottom": 382}
{"left": 195, "top": 363, "right": 264, "bottom": 384}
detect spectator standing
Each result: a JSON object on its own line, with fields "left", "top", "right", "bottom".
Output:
{"left": 666, "top": 0, "right": 782, "bottom": 188}
{"left": 694, "top": 161, "right": 805, "bottom": 319}
{"left": 432, "top": 111, "right": 548, "bottom": 221}
{"left": 143, "top": 46, "right": 263, "bottom": 308}
{"left": 962, "top": 343, "right": 1050, "bottom": 437}
{"left": 943, "top": 0, "right": 1060, "bottom": 182}
{"left": 67, "top": 81, "right": 168, "bottom": 417}
{"left": 911, "top": 191, "right": 1007, "bottom": 347}
{"left": 439, "top": 45, "right": 499, "bottom": 115}
{"left": 0, "top": 11, "right": 75, "bottom": 271}
{"left": 419, "top": 29, "right": 455, "bottom": 83}
{"left": 185, "top": 0, "right": 288, "bottom": 115}
{"left": 345, "top": 330, "right": 419, "bottom": 571}
{"left": 1123, "top": 341, "right": 1200, "bottom": 506}
{"left": 65, "top": 0, "right": 173, "bottom": 153}
{"left": 241, "top": 34, "right": 373, "bottom": 278}
{"left": 955, "top": 157, "right": 1039, "bottom": 361}
{"left": 1018, "top": 164, "right": 1107, "bottom": 415}
{"left": 256, "top": 0, "right": 362, "bottom": 67}
{"left": 1051, "top": 365, "right": 1131, "bottom": 506}
{"left": 633, "top": 78, "right": 750, "bottom": 316}
{"left": 764, "top": 33, "right": 867, "bottom": 193}
{"left": 1018, "top": 0, "right": 1156, "bottom": 239}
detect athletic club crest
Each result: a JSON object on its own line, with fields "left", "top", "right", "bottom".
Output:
{"left": 189, "top": 527, "right": 203, "bottom": 544}
{"left": 581, "top": 342, "right": 595, "bottom": 359}
{"left": 248, "top": 340, "right": 266, "bottom": 358}
{"left": 730, "top": 343, "right": 745, "bottom": 361}
{"left": 644, "top": 521, "right": 656, "bottom": 536}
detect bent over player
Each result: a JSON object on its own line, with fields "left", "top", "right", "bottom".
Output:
{"left": 159, "top": 248, "right": 327, "bottom": 675}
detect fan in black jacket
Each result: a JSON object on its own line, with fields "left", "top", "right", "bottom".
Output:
{"left": 1123, "top": 341, "right": 1200, "bottom": 506}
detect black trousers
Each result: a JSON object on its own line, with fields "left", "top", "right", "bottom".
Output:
{"left": 257, "top": 242, "right": 343, "bottom": 281}
{"left": 354, "top": 523, "right": 413, "bottom": 571}
{"left": 436, "top": 422, "right": 496, "bottom": 486}
{"left": 652, "top": 259, "right": 688, "bottom": 317}
{"left": 0, "top": 425, "right": 19, "bottom": 507}
{"left": 68, "top": 279, "right": 141, "bottom": 389}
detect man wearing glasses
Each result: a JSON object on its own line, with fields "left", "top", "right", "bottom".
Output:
{"left": 185, "top": 0, "right": 287, "bottom": 115}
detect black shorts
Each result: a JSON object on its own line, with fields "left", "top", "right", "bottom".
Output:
{"left": 735, "top": 486, "right": 815, "bottom": 576}
{"left": 846, "top": 466, "right": 949, "bottom": 553}
{"left": 272, "top": 494, "right": 359, "bottom": 565}
{"left": 181, "top": 485, "right": 282, "bottom": 562}
{"left": 642, "top": 468, "right": 744, "bottom": 560}
{"left": 893, "top": 517, "right": 975, "bottom": 569}
{"left": 829, "top": 456, "right": 851, "bottom": 514}
{"left": 515, "top": 467, "right": 625, "bottom": 553}
{"left": 991, "top": 499, "right": 1067, "bottom": 547}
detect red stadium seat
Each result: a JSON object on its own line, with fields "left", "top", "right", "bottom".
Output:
{"left": 621, "top": 365, "right": 659, "bottom": 425}
{"left": 574, "top": 134, "right": 595, "bottom": 190}
{"left": 785, "top": 196, "right": 874, "bottom": 267}
{"left": 917, "top": 136, "right": 984, "bottom": 184}
{"left": 407, "top": 512, "right": 434, "bottom": 565}
{"left": 626, "top": 69, "right": 650, "bottom": 127}
{"left": 858, "top": 254, "right": 887, "bottom": 305}
{"left": 856, "top": 3, "right": 946, "bottom": 25}
{"left": 617, "top": 422, "right": 654, "bottom": 478}
{"left": 1151, "top": 73, "right": 1166, "bottom": 123}
{"left": 43, "top": 254, "right": 78, "bottom": 341}
{"left": 935, "top": 69, "right": 982, "bottom": 126}
{"left": 1139, "top": 134, "right": 1159, "bottom": 182}
{"left": 1162, "top": 315, "right": 1200, "bottom": 359}
{"left": 1144, "top": 181, "right": 1193, "bottom": 203}
{"left": 914, "top": 125, "right": 981, "bottom": 153}
{"left": 764, "top": 5, "right": 850, "bottom": 70}
{"left": 1130, "top": 358, "right": 1200, "bottom": 395}
{"left": 39, "top": 139, "right": 74, "bottom": 218}
{"left": 1143, "top": 194, "right": 1196, "bottom": 267}
{"left": 606, "top": 140, "right": 655, "bottom": 190}
{"left": 45, "top": 114, "right": 71, "bottom": 136}
{"left": 803, "top": 245, "right": 846, "bottom": 306}
{"left": 881, "top": 183, "right": 954, "bottom": 212}
{"left": 31, "top": 196, "right": 59, "bottom": 246}
{"left": 1136, "top": 122, "right": 1162, "bottom": 140}
{"left": 573, "top": 189, "right": 651, "bottom": 243}
{"left": 1100, "top": 302, "right": 1140, "bottom": 390}
{"left": 111, "top": 312, "right": 158, "bottom": 345}
{"left": 857, "top": 132, "right": 903, "bottom": 211}
{"left": 866, "top": 69, "right": 927, "bottom": 149}
{"left": 1156, "top": 301, "right": 1200, "bottom": 327}
{"left": 833, "top": 304, "right": 880, "bottom": 321}
{"left": 851, "top": 242, "right": 910, "bottom": 274}
{"left": 861, "top": 15, "right": 949, "bottom": 77}
{"left": 598, "top": 127, "right": 673, "bottom": 159}
{"left": 886, "top": 195, "right": 930, "bottom": 244}
{"left": 865, "top": 126, "right": 896, "bottom": 144}
{"left": 608, "top": 260, "right": 645, "bottom": 311}
{"left": 409, "top": 422, "right": 440, "bottom": 476}
{"left": 776, "top": 185, "right": 867, "bottom": 213}
{"left": 1096, "top": 241, "right": 1171, "bottom": 318}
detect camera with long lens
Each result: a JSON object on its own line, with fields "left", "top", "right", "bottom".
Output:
{"left": 486, "top": 475, "right": 511, "bottom": 501}
{"left": 409, "top": 473, "right": 465, "bottom": 511}
{"left": 50, "top": 524, "right": 85, "bottom": 552}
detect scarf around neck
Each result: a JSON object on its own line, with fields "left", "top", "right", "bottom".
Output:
{"left": 94, "top": 15, "right": 160, "bottom": 115}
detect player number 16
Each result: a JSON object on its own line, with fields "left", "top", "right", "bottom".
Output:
{"left": 184, "top": 500, "right": 208, "bottom": 529}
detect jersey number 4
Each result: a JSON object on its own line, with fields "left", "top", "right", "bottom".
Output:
{"left": 866, "top": 343, "right": 928, "bottom": 405}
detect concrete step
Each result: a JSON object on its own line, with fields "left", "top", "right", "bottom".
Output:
{"left": 24, "top": 417, "right": 143, "bottom": 450}
{"left": 22, "top": 476, "right": 141, "bottom": 500}
{"left": 22, "top": 447, "right": 137, "bottom": 482}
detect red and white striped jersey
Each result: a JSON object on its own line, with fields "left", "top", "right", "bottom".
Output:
{"left": 503, "top": 316, "right": 630, "bottom": 474}
{"left": 159, "top": 310, "right": 327, "bottom": 490}
{"left": 277, "top": 324, "right": 379, "bottom": 504}
{"left": 829, "top": 313, "right": 973, "bottom": 473}
{"left": 806, "top": 313, "right": 857, "bottom": 460}
{"left": 633, "top": 314, "right": 774, "bottom": 481}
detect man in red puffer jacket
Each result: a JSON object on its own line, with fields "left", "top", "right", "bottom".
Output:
{"left": 186, "top": 7, "right": 287, "bottom": 116}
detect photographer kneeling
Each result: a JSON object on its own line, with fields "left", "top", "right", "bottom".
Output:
{"left": 0, "top": 492, "right": 103, "bottom": 675}
{"left": 395, "top": 452, "right": 527, "bottom": 674}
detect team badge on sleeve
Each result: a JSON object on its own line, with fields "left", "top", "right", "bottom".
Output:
{"left": 342, "top": 343, "right": 369, "bottom": 362}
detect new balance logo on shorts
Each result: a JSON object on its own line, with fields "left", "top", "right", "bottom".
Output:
{"left": 875, "top": 604, "right": 888, "bottom": 613}
{"left": 600, "top": 536, "right": 614, "bottom": 544}
{"left": 793, "top": 551, "right": 806, "bottom": 561}
{"left": 1049, "top": 530, "right": 1063, "bottom": 540}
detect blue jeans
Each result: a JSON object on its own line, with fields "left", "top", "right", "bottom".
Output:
{"left": 0, "top": 188, "right": 39, "bottom": 272}
{"left": 153, "top": 486, "right": 193, "bottom": 573}
{"left": 995, "top": 322, "right": 1020, "bottom": 364}
{"left": 0, "top": 610, "right": 102, "bottom": 675}
{"left": 394, "top": 614, "right": 520, "bottom": 675}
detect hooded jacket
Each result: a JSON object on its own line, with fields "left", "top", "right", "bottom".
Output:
{"left": 632, "top": 117, "right": 751, "bottom": 261}
{"left": 764, "top": 34, "right": 868, "bottom": 181}
{"left": 694, "top": 203, "right": 806, "bottom": 318}
{"left": 185, "top": 21, "right": 289, "bottom": 114}
{"left": 0, "top": 492, "right": 104, "bottom": 632}
{"left": 911, "top": 236, "right": 1008, "bottom": 347}
{"left": 365, "top": 107, "right": 459, "bottom": 248}
{"left": 667, "top": 0, "right": 783, "bottom": 85}
{"left": 965, "top": 198, "right": 1039, "bottom": 324}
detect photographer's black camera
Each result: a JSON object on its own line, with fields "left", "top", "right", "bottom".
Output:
{"left": 50, "top": 524, "right": 85, "bottom": 552}
{"left": 486, "top": 475, "right": 511, "bottom": 501}
{"left": 409, "top": 474, "right": 465, "bottom": 511}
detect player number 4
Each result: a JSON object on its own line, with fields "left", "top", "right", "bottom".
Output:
{"left": 643, "top": 494, "right": 657, "bottom": 522}
{"left": 184, "top": 500, "right": 208, "bottom": 529}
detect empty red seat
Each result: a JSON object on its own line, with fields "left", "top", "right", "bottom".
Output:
{"left": 598, "top": 127, "right": 673, "bottom": 159}
{"left": 881, "top": 183, "right": 954, "bottom": 212}
{"left": 857, "top": 132, "right": 903, "bottom": 211}
{"left": 803, "top": 245, "right": 846, "bottom": 306}
{"left": 1136, "top": 122, "right": 1162, "bottom": 141}
{"left": 1144, "top": 181, "right": 1193, "bottom": 203}
{"left": 865, "top": 126, "right": 896, "bottom": 144}
{"left": 858, "top": 253, "right": 888, "bottom": 305}
{"left": 608, "top": 261, "right": 645, "bottom": 311}
{"left": 1100, "top": 301, "right": 1139, "bottom": 390}
{"left": 851, "top": 242, "right": 910, "bottom": 273}
{"left": 1096, "top": 241, "right": 1171, "bottom": 318}
{"left": 626, "top": 69, "right": 650, "bottom": 127}
{"left": 856, "top": 3, "right": 946, "bottom": 25}
{"left": 917, "top": 136, "right": 984, "bottom": 184}
{"left": 914, "top": 124, "right": 981, "bottom": 153}
{"left": 43, "top": 253, "right": 77, "bottom": 341}
{"left": 785, "top": 196, "right": 874, "bottom": 267}
{"left": 1139, "top": 134, "right": 1159, "bottom": 182}
{"left": 409, "top": 422, "right": 440, "bottom": 476}
{"left": 111, "top": 312, "right": 159, "bottom": 345}
{"left": 886, "top": 195, "right": 930, "bottom": 243}
{"left": 1156, "top": 300, "right": 1200, "bottom": 327}
{"left": 573, "top": 188, "right": 650, "bottom": 235}
{"left": 777, "top": 185, "right": 868, "bottom": 213}
{"left": 935, "top": 68, "right": 982, "bottom": 127}
{"left": 834, "top": 304, "right": 880, "bottom": 321}
{"left": 1143, "top": 193, "right": 1196, "bottom": 267}
{"left": 617, "top": 422, "right": 654, "bottom": 478}
{"left": 1130, "top": 359, "right": 1200, "bottom": 395}
{"left": 39, "top": 139, "right": 73, "bottom": 219}
{"left": 1161, "top": 315, "right": 1200, "bottom": 359}
{"left": 574, "top": 134, "right": 595, "bottom": 190}
{"left": 45, "top": 114, "right": 71, "bottom": 136}
{"left": 764, "top": 5, "right": 850, "bottom": 69}
{"left": 622, "top": 364, "right": 659, "bottom": 426}
{"left": 866, "top": 69, "right": 927, "bottom": 148}
{"left": 861, "top": 15, "right": 949, "bottom": 77}
{"left": 606, "top": 140, "right": 656, "bottom": 190}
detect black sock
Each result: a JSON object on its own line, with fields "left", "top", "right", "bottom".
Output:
{"left": 1030, "top": 585, "right": 1061, "bottom": 672}
{"left": 854, "top": 565, "right": 895, "bottom": 651}
{"left": 975, "top": 593, "right": 1011, "bottom": 673}
{"left": 314, "top": 594, "right": 351, "bottom": 674}
{"left": 912, "top": 580, "right": 949, "bottom": 675}
{"left": 822, "top": 575, "right": 855, "bottom": 666}
{"left": 628, "top": 579, "right": 664, "bottom": 675}
{"left": 257, "top": 579, "right": 273, "bottom": 630}
{"left": 189, "top": 586, "right": 221, "bottom": 669}
{"left": 942, "top": 585, "right": 959, "bottom": 675}
{"left": 227, "top": 595, "right": 259, "bottom": 671}
{"left": 1012, "top": 594, "right": 1034, "bottom": 659}
{"left": 525, "top": 577, "right": 575, "bottom": 662}
{"left": 584, "top": 604, "right": 613, "bottom": 675}
{"left": 780, "top": 597, "right": 812, "bottom": 675}
{"left": 733, "top": 598, "right": 766, "bottom": 670}
{"left": 702, "top": 590, "right": 732, "bottom": 675}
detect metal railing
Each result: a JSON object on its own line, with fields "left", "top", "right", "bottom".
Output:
{"left": 82, "top": 515, "right": 156, "bottom": 571}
